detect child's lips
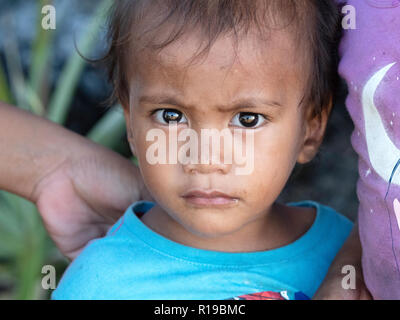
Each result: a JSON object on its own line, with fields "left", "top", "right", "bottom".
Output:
{"left": 181, "top": 190, "right": 239, "bottom": 207}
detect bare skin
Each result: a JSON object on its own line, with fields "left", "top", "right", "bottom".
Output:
{"left": 122, "top": 27, "right": 330, "bottom": 253}
{"left": 313, "top": 225, "right": 372, "bottom": 300}
{"left": 0, "top": 102, "right": 152, "bottom": 260}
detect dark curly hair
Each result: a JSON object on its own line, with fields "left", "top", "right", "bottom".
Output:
{"left": 101, "top": 0, "right": 342, "bottom": 121}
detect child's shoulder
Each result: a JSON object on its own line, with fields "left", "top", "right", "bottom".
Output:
{"left": 288, "top": 199, "right": 353, "bottom": 227}
{"left": 52, "top": 209, "right": 149, "bottom": 299}
{"left": 287, "top": 200, "right": 353, "bottom": 256}
{"left": 51, "top": 235, "right": 134, "bottom": 299}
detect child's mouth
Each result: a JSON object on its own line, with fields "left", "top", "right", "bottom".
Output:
{"left": 181, "top": 190, "right": 239, "bottom": 207}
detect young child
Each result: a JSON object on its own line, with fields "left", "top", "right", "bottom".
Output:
{"left": 51, "top": 0, "right": 352, "bottom": 300}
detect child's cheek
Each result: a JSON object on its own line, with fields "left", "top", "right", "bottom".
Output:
{"left": 138, "top": 161, "right": 179, "bottom": 202}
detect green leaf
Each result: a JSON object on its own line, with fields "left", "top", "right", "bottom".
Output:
{"left": 0, "top": 61, "right": 13, "bottom": 104}
{"left": 29, "top": 0, "right": 55, "bottom": 102}
{"left": 86, "top": 105, "right": 126, "bottom": 149}
{"left": 2, "top": 15, "right": 29, "bottom": 111}
{"left": 46, "top": 0, "right": 112, "bottom": 124}
{"left": 24, "top": 86, "right": 46, "bottom": 116}
{"left": 14, "top": 218, "right": 47, "bottom": 300}
{"left": 0, "top": 192, "right": 50, "bottom": 299}
{"left": 131, "top": 156, "right": 139, "bottom": 167}
{"left": 0, "top": 194, "right": 23, "bottom": 237}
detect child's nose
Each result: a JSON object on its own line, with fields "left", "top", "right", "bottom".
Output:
{"left": 180, "top": 124, "right": 234, "bottom": 175}
{"left": 183, "top": 161, "right": 232, "bottom": 175}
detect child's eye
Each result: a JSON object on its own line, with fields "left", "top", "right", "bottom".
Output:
{"left": 151, "top": 109, "right": 188, "bottom": 125}
{"left": 230, "top": 112, "right": 267, "bottom": 129}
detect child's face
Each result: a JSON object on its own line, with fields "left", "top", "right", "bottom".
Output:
{"left": 123, "top": 28, "right": 327, "bottom": 242}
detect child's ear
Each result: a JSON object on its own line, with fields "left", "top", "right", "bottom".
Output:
{"left": 122, "top": 104, "right": 137, "bottom": 157}
{"left": 297, "top": 97, "right": 333, "bottom": 164}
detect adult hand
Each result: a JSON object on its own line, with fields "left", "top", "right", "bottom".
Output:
{"left": 313, "top": 270, "right": 372, "bottom": 300}
{"left": 31, "top": 151, "right": 152, "bottom": 260}
{"left": 313, "top": 225, "right": 372, "bottom": 300}
{"left": 0, "top": 102, "right": 152, "bottom": 261}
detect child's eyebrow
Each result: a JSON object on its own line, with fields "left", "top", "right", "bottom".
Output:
{"left": 139, "top": 94, "right": 283, "bottom": 112}
{"left": 219, "top": 97, "right": 283, "bottom": 112}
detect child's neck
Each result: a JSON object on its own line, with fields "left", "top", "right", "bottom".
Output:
{"left": 140, "top": 202, "right": 316, "bottom": 253}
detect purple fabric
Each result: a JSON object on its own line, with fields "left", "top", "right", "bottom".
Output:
{"left": 337, "top": 0, "right": 400, "bottom": 299}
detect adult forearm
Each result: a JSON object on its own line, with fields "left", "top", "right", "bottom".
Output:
{"left": 325, "top": 224, "right": 362, "bottom": 279}
{"left": 313, "top": 222, "right": 371, "bottom": 299}
{"left": 0, "top": 102, "right": 118, "bottom": 202}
